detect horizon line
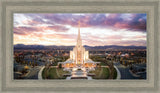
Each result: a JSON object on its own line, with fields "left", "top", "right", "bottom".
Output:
{"left": 14, "top": 44, "right": 146, "bottom": 47}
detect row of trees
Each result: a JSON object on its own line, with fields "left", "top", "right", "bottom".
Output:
{"left": 14, "top": 56, "right": 38, "bottom": 67}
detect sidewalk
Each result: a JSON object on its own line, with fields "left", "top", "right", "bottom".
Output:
{"left": 38, "top": 66, "right": 45, "bottom": 80}
{"left": 114, "top": 65, "right": 121, "bottom": 80}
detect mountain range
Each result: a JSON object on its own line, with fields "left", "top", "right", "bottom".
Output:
{"left": 14, "top": 44, "right": 146, "bottom": 50}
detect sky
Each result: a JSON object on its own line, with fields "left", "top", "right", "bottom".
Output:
{"left": 13, "top": 13, "right": 147, "bottom": 46}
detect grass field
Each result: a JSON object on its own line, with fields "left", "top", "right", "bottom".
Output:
{"left": 42, "top": 66, "right": 117, "bottom": 79}
{"left": 42, "top": 68, "right": 48, "bottom": 79}
{"left": 113, "top": 67, "right": 117, "bottom": 79}
{"left": 42, "top": 67, "right": 70, "bottom": 79}
{"left": 89, "top": 67, "right": 110, "bottom": 79}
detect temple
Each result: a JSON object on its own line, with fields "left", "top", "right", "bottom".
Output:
{"left": 58, "top": 21, "right": 99, "bottom": 79}
{"left": 69, "top": 21, "right": 89, "bottom": 66}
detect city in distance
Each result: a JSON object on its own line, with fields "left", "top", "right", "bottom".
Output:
{"left": 14, "top": 13, "right": 147, "bottom": 80}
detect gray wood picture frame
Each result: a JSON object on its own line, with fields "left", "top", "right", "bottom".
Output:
{"left": 0, "top": 0, "right": 159, "bottom": 93}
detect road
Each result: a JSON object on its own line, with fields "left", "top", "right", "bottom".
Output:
{"left": 114, "top": 62, "right": 140, "bottom": 79}
{"left": 24, "top": 66, "right": 42, "bottom": 79}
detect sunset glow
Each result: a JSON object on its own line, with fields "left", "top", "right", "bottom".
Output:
{"left": 13, "top": 13, "right": 147, "bottom": 46}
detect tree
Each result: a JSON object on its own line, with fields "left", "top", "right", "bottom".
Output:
{"left": 35, "top": 62, "right": 38, "bottom": 66}
{"left": 58, "top": 64, "right": 62, "bottom": 68}
{"left": 29, "top": 61, "right": 32, "bottom": 66}
{"left": 32, "top": 61, "right": 35, "bottom": 67}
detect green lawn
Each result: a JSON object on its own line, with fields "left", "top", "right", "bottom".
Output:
{"left": 113, "top": 68, "right": 117, "bottom": 79}
{"left": 47, "top": 68, "right": 59, "bottom": 79}
{"left": 89, "top": 67, "right": 110, "bottom": 79}
{"left": 42, "top": 68, "right": 48, "bottom": 79}
{"left": 42, "top": 66, "right": 116, "bottom": 79}
{"left": 101, "top": 67, "right": 110, "bottom": 79}
{"left": 89, "top": 55, "right": 111, "bottom": 66}
{"left": 100, "top": 62, "right": 107, "bottom": 66}
{"left": 57, "top": 68, "right": 70, "bottom": 78}
{"left": 42, "top": 67, "right": 70, "bottom": 79}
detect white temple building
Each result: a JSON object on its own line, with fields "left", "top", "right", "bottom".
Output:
{"left": 69, "top": 21, "right": 89, "bottom": 66}
{"left": 58, "top": 22, "right": 99, "bottom": 77}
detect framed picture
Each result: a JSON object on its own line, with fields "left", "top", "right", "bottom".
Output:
{"left": 0, "top": 0, "right": 160, "bottom": 93}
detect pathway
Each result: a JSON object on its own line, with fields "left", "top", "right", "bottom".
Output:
{"left": 114, "top": 62, "right": 140, "bottom": 79}
{"left": 24, "top": 66, "right": 42, "bottom": 79}
{"left": 38, "top": 66, "right": 45, "bottom": 80}
{"left": 66, "top": 67, "right": 92, "bottom": 80}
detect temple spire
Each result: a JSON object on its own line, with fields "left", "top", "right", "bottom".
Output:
{"left": 76, "top": 21, "right": 82, "bottom": 46}
{"left": 78, "top": 21, "right": 81, "bottom": 40}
